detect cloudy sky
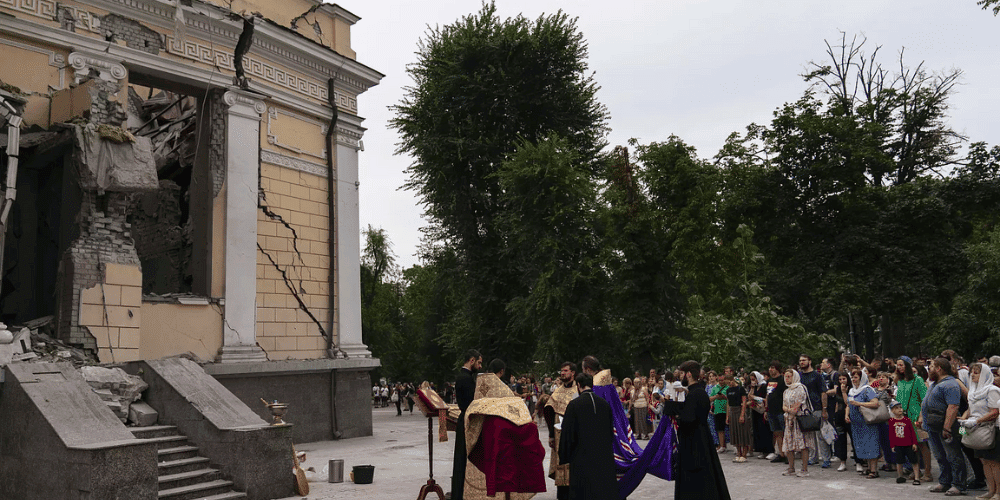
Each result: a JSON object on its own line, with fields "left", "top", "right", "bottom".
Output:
{"left": 346, "top": 1, "right": 999, "bottom": 270}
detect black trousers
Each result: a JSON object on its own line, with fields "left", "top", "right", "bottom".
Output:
{"left": 451, "top": 412, "right": 467, "bottom": 499}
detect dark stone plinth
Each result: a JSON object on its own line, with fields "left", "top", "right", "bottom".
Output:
{"left": 202, "top": 358, "right": 379, "bottom": 442}
{"left": 0, "top": 362, "right": 158, "bottom": 500}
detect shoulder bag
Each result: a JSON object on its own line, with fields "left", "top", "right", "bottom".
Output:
{"left": 962, "top": 423, "right": 997, "bottom": 450}
{"left": 796, "top": 388, "right": 823, "bottom": 432}
{"left": 861, "top": 397, "right": 890, "bottom": 424}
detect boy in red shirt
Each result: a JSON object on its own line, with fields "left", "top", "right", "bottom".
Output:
{"left": 888, "top": 400, "right": 922, "bottom": 485}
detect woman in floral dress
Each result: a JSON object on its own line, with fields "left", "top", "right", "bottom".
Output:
{"left": 782, "top": 368, "right": 815, "bottom": 477}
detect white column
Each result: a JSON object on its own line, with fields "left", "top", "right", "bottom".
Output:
{"left": 335, "top": 129, "right": 371, "bottom": 358}
{"left": 218, "top": 88, "right": 268, "bottom": 363}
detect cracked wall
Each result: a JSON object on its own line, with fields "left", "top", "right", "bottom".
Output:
{"left": 256, "top": 162, "right": 331, "bottom": 360}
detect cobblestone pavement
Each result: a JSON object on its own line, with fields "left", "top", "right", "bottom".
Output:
{"left": 281, "top": 406, "right": 976, "bottom": 500}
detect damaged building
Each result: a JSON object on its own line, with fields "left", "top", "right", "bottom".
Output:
{"left": 0, "top": 0, "right": 382, "bottom": 498}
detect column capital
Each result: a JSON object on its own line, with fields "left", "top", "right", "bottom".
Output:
{"left": 68, "top": 51, "right": 127, "bottom": 84}
{"left": 223, "top": 88, "right": 267, "bottom": 119}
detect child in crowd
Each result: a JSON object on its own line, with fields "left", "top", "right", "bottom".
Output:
{"left": 888, "top": 400, "right": 922, "bottom": 485}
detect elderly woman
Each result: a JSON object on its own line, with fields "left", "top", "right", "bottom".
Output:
{"left": 782, "top": 368, "right": 815, "bottom": 477}
{"left": 961, "top": 363, "right": 1000, "bottom": 500}
{"left": 847, "top": 369, "right": 882, "bottom": 478}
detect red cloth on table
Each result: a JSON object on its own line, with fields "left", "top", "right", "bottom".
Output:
{"left": 468, "top": 415, "right": 547, "bottom": 496}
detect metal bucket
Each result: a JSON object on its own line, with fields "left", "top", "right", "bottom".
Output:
{"left": 328, "top": 459, "right": 344, "bottom": 483}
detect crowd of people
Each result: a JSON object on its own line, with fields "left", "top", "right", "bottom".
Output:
{"left": 410, "top": 348, "right": 1000, "bottom": 500}
{"left": 618, "top": 350, "right": 1000, "bottom": 498}
{"left": 372, "top": 381, "right": 455, "bottom": 416}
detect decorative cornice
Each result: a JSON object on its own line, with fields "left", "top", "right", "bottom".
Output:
{"left": 336, "top": 125, "right": 362, "bottom": 150}
{"left": 68, "top": 51, "right": 128, "bottom": 83}
{"left": 0, "top": 1, "right": 378, "bottom": 123}
{"left": 261, "top": 149, "right": 328, "bottom": 178}
{"left": 0, "top": 0, "right": 102, "bottom": 33}
{"left": 74, "top": 0, "right": 382, "bottom": 94}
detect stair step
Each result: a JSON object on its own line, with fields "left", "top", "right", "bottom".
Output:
{"left": 192, "top": 492, "right": 246, "bottom": 500}
{"left": 158, "top": 479, "right": 234, "bottom": 500}
{"left": 130, "top": 425, "right": 179, "bottom": 439}
{"left": 158, "top": 445, "right": 199, "bottom": 462}
{"left": 159, "top": 456, "right": 211, "bottom": 474}
{"left": 142, "top": 435, "right": 190, "bottom": 450}
{"left": 159, "top": 468, "right": 222, "bottom": 489}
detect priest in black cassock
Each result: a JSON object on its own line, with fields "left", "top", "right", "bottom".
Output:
{"left": 558, "top": 372, "right": 616, "bottom": 500}
{"left": 662, "top": 360, "right": 732, "bottom": 500}
{"left": 451, "top": 349, "right": 482, "bottom": 500}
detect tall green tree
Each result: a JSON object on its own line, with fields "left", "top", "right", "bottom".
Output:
{"left": 391, "top": 3, "right": 609, "bottom": 366}
{"left": 495, "top": 135, "right": 607, "bottom": 367}
{"left": 716, "top": 35, "right": 968, "bottom": 358}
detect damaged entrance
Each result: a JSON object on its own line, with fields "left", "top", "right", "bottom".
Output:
{"left": 0, "top": 73, "right": 224, "bottom": 355}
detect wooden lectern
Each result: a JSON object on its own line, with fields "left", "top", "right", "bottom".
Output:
{"left": 413, "top": 389, "right": 448, "bottom": 500}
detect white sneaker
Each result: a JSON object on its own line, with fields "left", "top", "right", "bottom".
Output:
{"left": 831, "top": 457, "right": 841, "bottom": 462}
{"left": 856, "top": 464, "right": 864, "bottom": 473}
{"left": 838, "top": 463, "right": 847, "bottom": 472}
{"left": 766, "top": 453, "right": 777, "bottom": 460}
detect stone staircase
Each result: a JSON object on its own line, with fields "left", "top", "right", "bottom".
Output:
{"left": 131, "top": 425, "right": 247, "bottom": 500}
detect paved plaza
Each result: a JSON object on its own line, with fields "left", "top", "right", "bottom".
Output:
{"left": 281, "top": 406, "right": 971, "bottom": 500}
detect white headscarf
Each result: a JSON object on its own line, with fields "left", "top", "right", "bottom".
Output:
{"left": 751, "top": 371, "right": 766, "bottom": 387}
{"left": 786, "top": 370, "right": 802, "bottom": 392}
{"left": 848, "top": 370, "right": 870, "bottom": 399}
{"left": 969, "top": 363, "right": 997, "bottom": 403}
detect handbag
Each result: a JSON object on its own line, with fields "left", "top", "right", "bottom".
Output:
{"left": 861, "top": 398, "right": 890, "bottom": 424}
{"left": 390, "top": 391, "right": 399, "bottom": 403}
{"left": 795, "top": 388, "right": 822, "bottom": 432}
{"left": 962, "top": 424, "right": 997, "bottom": 450}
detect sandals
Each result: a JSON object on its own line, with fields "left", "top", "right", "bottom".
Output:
{"left": 867, "top": 471, "right": 880, "bottom": 479}
{"left": 913, "top": 479, "right": 921, "bottom": 486}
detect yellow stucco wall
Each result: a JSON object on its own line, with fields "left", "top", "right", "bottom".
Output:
{"left": 256, "top": 162, "right": 332, "bottom": 360}
{"left": 138, "top": 302, "right": 223, "bottom": 362}
{"left": 81, "top": 264, "right": 143, "bottom": 363}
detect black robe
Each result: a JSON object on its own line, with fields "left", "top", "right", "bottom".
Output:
{"left": 662, "top": 381, "right": 732, "bottom": 500}
{"left": 452, "top": 367, "right": 476, "bottom": 500}
{"left": 558, "top": 389, "right": 616, "bottom": 500}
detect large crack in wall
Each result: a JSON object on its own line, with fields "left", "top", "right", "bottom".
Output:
{"left": 257, "top": 195, "right": 328, "bottom": 341}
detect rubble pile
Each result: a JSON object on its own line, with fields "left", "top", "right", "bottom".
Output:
{"left": 0, "top": 316, "right": 96, "bottom": 366}
{"left": 79, "top": 365, "right": 157, "bottom": 426}
{"left": 0, "top": 317, "right": 162, "bottom": 426}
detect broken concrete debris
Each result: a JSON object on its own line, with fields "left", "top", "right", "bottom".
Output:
{"left": 79, "top": 365, "right": 150, "bottom": 424}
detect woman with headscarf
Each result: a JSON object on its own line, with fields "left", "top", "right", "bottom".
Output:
{"left": 847, "top": 368, "right": 882, "bottom": 478}
{"left": 749, "top": 371, "right": 774, "bottom": 459}
{"left": 896, "top": 355, "right": 933, "bottom": 482}
{"left": 961, "top": 363, "right": 1000, "bottom": 500}
{"left": 782, "top": 368, "right": 815, "bottom": 477}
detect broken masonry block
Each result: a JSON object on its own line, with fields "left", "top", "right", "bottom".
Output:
{"left": 128, "top": 401, "right": 158, "bottom": 426}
